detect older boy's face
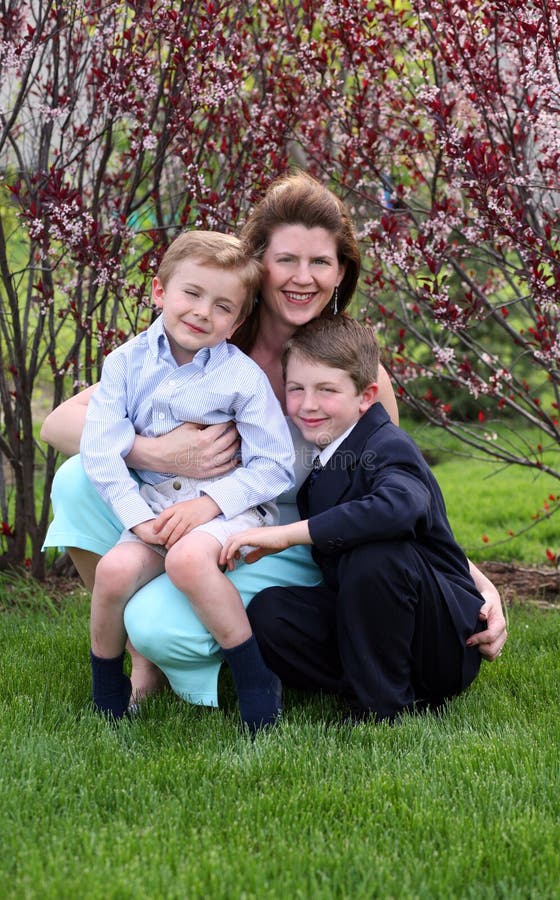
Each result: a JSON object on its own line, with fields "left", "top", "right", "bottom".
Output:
{"left": 285, "top": 354, "right": 377, "bottom": 448}
{"left": 152, "top": 258, "right": 247, "bottom": 365}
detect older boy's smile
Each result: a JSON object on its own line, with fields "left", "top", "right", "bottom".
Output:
{"left": 285, "top": 354, "right": 377, "bottom": 449}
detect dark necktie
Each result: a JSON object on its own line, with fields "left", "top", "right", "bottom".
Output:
{"left": 308, "top": 454, "right": 323, "bottom": 490}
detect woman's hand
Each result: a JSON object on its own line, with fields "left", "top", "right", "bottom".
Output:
{"left": 467, "top": 562, "right": 508, "bottom": 661}
{"left": 41, "top": 386, "right": 240, "bottom": 480}
{"left": 127, "top": 422, "right": 241, "bottom": 478}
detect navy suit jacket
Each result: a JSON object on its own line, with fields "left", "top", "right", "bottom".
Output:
{"left": 297, "top": 404, "right": 484, "bottom": 639}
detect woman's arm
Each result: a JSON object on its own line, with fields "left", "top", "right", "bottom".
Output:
{"left": 40, "top": 386, "right": 240, "bottom": 478}
{"left": 466, "top": 560, "right": 508, "bottom": 662}
{"left": 40, "top": 385, "right": 97, "bottom": 455}
{"left": 377, "top": 364, "right": 399, "bottom": 425}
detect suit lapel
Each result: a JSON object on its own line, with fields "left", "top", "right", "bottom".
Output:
{"left": 297, "top": 405, "right": 390, "bottom": 517}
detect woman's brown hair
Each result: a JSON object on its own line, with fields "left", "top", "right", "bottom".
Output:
{"left": 232, "top": 171, "right": 361, "bottom": 353}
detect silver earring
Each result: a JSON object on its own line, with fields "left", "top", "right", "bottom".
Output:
{"left": 332, "top": 286, "right": 338, "bottom": 315}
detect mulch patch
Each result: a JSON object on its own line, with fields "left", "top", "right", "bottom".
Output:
{"left": 479, "top": 561, "right": 560, "bottom": 610}
{"left": 5, "top": 554, "right": 560, "bottom": 611}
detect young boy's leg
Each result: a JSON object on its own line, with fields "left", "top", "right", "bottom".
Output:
{"left": 90, "top": 541, "right": 164, "bottom": 719}
{"left": 165, "top": 531, "right": 281, "bottom": 733}
{"left": 249, "top": 540, "right": 483, "bottom": 722}
{"left": 333, "top": 541, "right": 483, "bottom": 718}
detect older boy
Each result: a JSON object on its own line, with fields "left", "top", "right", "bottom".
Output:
{"left": 81, "top": 231, "right": 294, "bottom": 729}
{"left": 222, "top": 315, "right": 485, "bottom": 722}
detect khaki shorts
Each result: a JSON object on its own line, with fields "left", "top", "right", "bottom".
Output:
{"left": 117, "top": 475, "right": 278, "bottom": 559}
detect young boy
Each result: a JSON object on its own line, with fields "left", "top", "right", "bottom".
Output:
{"left": 81, "top": 231, "right": 294, "bottom": 730}
{"left": 221, "top": 315, "right": 486, "bottom": 722}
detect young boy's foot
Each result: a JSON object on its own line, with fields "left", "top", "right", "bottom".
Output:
{"left": 234, "top": 671, "right": 283, "bottom": 735}
{"left": 91, "top": 650, "right": 132, "bottom": 720}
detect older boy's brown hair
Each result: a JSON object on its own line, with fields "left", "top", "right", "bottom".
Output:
{"left": 281, "top": 315, "right": 380, "bottom": 393}
{"left": 157, "top": 230, "right": 262, "bottom": 320}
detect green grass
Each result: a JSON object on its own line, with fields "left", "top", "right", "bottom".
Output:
{"left": 404, "top": 418, "right": 560, "bottom": 565}
{"left": 1, "top": 583, "right": 559, "bottom": 899}
{"left": 3, "top": 428, "right": 560, "bottom": 898}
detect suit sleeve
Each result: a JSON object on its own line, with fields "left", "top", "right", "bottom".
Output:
{"left": 308, "top": 451, "right": 433, "bottom": 555}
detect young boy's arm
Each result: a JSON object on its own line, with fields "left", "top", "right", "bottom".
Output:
{"left": 80, "top": 350, "right": 158, "bottom": 532}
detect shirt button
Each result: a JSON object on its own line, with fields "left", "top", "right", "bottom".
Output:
{"left": 158, "top": 413, "right": 165, "bottom": 420}
{"left": 173, "top": 480, "right": 181, "bottom": 490}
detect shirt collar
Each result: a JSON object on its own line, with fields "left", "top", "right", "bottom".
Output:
{"left": 147, "top": 315, "right": 228, "bottom": 369}
{"left": 315, "top": 419, "right": 359, "bottom": 467}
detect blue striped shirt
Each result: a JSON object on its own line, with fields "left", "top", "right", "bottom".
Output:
{"left": 80, "top": 315, "right": 295, "bottom": 531}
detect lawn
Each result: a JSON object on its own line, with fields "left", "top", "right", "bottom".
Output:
{"left": 1, "top": 583, "right": 559, "bottom": 899}
{"left": 407, "top": 418, "right": 560, "bottom": 566}
{"left": 1, "top": 429, "right": 560, "bottom": 899}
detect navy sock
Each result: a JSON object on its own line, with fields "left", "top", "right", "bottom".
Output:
{"left": 90, "top": 650, "right": 132, "bottom": 720}
{"left": 222, "top": 635, "right": 282, "bottom": 734}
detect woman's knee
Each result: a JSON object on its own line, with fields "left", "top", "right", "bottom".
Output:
{"left": 51, "top": 455, "right": 91, "bottom": 505}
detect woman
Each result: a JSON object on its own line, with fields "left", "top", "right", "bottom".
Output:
{"left": 41, "top": 172, "right": 507, "bottom": 710}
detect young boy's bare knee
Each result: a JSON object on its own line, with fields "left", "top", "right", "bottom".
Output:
{"left": 95, "top": 544, "right": 163, "bottom": 600}
{"left": 165, "top": 530, "right": 222, "bottom": 589}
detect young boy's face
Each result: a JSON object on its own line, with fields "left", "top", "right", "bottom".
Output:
{"left": 285, "top": 353, "right": 378, "bottom": 448}
{"left": 152, "top": 257, "right": 247, "bottom": 365}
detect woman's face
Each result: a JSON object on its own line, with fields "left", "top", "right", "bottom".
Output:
{"left": 260, "top": 224, "right": 345, "bottom": 329}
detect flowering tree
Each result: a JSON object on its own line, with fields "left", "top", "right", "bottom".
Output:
{"left": 313, "top": 0, "right": 560, "bottom": 553}
{"left": 1, "top": 0, "right": 559, "bottom": 575}
{"left": 0, "top": 0, "right": 313, "bottom": 574}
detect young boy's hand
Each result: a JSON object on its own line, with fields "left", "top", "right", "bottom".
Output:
{"left": 132, "top": 519, "right": 161, "bottom": 545}
{"left": 153, "top": 496, "right": 221, "bottom": 548}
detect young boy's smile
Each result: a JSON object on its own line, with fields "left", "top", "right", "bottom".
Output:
{"left": 285, "top": 353, "right": 378, "bottom": 448}
{"left": 152, "top": 258, "right": 247, "bottom": 365}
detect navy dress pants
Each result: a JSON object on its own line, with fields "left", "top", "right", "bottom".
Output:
{"left": 247, "top": 541, "right": 483, "bottom": 721}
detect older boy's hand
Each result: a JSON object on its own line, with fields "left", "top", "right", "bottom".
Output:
{"left": 220, "top": 521, "right": 312, "bottom": 570}
{"left": 153, "top": 496, "right": 221, "bottom": 548}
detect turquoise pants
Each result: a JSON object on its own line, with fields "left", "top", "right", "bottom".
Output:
{"left": 44, "top": 455, "right": 321, "bottom": 706}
